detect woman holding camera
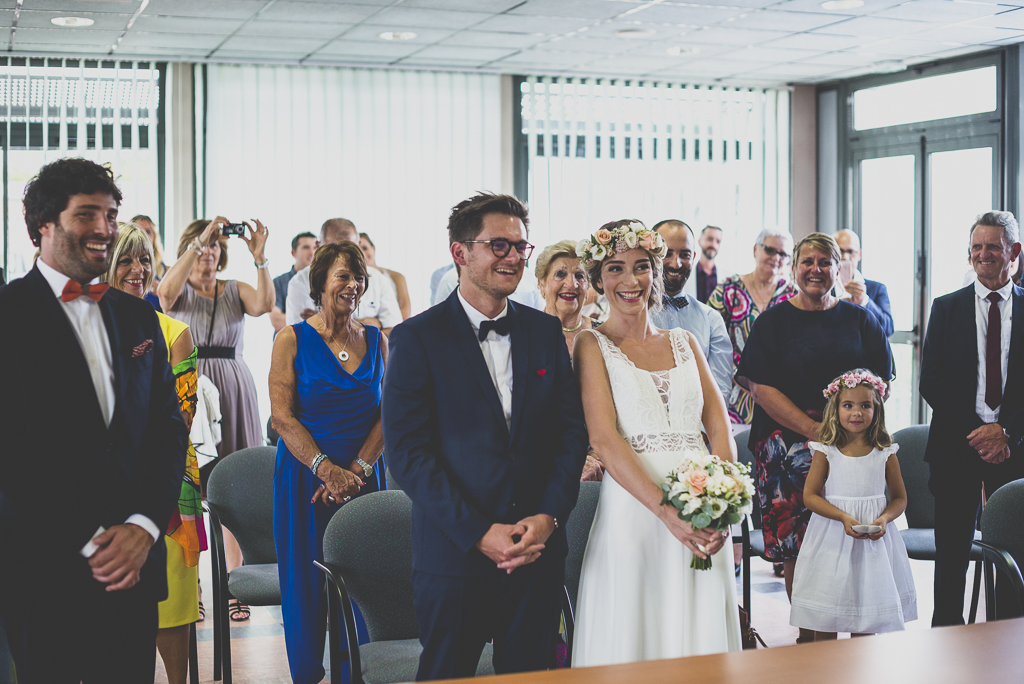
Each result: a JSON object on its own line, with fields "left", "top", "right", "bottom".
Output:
{"left": 158, "top": 216, "right": 275, "bottom": 621}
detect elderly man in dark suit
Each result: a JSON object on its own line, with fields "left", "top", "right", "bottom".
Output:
{"left": 383, "top": 193, "right": 588, "bottom": 680}
{"left": 0, "top": 158, "right": 187, "bottom": 682}
{"left": 920, "top": 210, "right": 1024, "bottom": 626}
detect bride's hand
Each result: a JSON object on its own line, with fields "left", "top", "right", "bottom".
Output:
{"left": 657, "top": 506, "right": 727, "bottom": 558}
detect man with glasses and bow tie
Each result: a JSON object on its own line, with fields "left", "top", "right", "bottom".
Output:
{"left": 0, "top": 158, "right": 188, "bottom": 682}
{"left": 383, "top": 192, "right": 587, "bottom": 680}
{"left": 649, "top": 219, "right": 733, "bottom": 401}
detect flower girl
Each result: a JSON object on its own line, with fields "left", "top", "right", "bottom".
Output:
{"left": 790, "top": 369, "right": 917, "bottom": 640}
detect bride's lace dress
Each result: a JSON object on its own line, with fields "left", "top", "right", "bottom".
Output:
{"left": 571, "top": 328, "right": 741, "bottom": 667}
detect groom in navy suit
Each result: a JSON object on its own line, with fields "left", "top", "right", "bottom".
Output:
{"left": 0, "top": 158, "right": 188, "bottom": 682}
{"left": 921, "top": 210, "right": 1024, "bottom": 626}
{"left": 383, "top": 193, "right": 588, "bottom": 680}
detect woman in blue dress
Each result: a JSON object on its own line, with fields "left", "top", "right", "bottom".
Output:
{"left": 270, "top": 241, "right": 387, "bottom": 684}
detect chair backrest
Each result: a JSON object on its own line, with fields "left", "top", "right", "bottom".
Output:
{"left": 981, "top": 479, "right": 1024, "bottom": 569}
{"left": 385, "top": 467, "right": 401, "bottom": 492}
{"left": 564, "top": 481, "right": 601, "bottom": 615}
{"left": 206, "top": 446, "right": 279, "bottom": 565}
{"left": 323, "top": 491, "right": 417, "bottom": 643}
{"left": 733, "top": 428, "right": 761, "bottom": 526}
{"left": 892, "top": 425, "right": 933, "bottom": 529}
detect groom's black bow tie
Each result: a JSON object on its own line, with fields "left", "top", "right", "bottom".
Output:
{"left": 479, "top": 316, "right": 513, "bottom": 342}
{"left": 665, "top": 294, "right": 690, "bottom": 309}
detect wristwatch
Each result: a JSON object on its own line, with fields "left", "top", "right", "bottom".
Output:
{"left": 355, "top": 457, "right": 374, "bottom": 478}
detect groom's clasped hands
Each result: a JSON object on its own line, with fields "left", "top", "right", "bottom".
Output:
{"left": 475, "top": 514, "right": 557, "bottom": 574}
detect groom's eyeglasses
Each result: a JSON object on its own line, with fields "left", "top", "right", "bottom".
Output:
{"left": 462, "top": 239, "right": 535, "bottom": 260}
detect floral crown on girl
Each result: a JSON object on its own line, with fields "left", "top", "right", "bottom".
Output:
{"left": 823, "top": 370, "right": 887, "bottom": 399}
{"left": 576, "top": 221, "right": 668, "bottom": 268}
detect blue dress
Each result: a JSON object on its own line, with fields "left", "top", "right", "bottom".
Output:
{"left": 273, "top": 320, "right": 385, "bottom": 684}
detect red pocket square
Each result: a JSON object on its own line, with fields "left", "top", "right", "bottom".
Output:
{"left": 537, "top": 369, "right": 546, "bottom": 376}
{"left": 132, "top": 339, "right": 154, "bottom": 358}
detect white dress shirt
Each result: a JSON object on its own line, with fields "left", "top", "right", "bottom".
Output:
{"left": 37, "top": 259, "right": 160, "bottom": 550}
{"left": 974, "top": 278, "right": 1013, "bottom": 424}
{"left": 458, "top": 289, "right": 513, "bottom": 430}
{"left": 285, "top": 264, "right": 402, "bottom": 328}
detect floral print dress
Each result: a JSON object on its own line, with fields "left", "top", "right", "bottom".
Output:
{"left": 707, "top": 275, "right": 797, "bottom": 424}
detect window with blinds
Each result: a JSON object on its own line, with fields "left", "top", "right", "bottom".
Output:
{"left": 519, "top": 76, "right": 790, "bottom": 277}
{"left": 0, "top": 58, "right": 161, "bottom": 281}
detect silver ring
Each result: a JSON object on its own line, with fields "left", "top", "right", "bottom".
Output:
{"left": 327, "top": 494, "right": 336, "bottom": 503}
{"left": 343, "top": 496, "right": 352, "bottom": 503}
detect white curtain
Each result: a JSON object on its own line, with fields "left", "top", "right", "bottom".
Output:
{"left": 201, "top": 64, "right": 503, "bottom": 433}
{"left": 523, "top": 77, "right": 790, "bottom": 278}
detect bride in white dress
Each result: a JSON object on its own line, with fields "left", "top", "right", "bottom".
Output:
{"left": 571, "top": 221, "right": 741, "bottom": 667}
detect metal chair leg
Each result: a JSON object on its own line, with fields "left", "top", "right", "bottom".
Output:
{"left": 968, "top": 559, "right": 983, "bottom": 624}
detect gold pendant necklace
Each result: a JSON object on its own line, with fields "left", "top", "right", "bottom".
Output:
{"left": 562, "top": 319, "right": 584, "bottom": 333}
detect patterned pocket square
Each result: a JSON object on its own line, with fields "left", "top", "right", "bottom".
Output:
{"left": 132, "top": 339, "right": 154, "bottom": 358}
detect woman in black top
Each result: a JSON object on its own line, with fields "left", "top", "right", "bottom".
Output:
{"left": 738, "top": 232, "right": 892, "bottom": 642}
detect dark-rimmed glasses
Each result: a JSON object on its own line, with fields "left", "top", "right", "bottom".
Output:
{"left": 759, "top": 243, "right": 791, "bottom": 262}
{"left": 462, "top": 239, "right": 535, "bottom": 259}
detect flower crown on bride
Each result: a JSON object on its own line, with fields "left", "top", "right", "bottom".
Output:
{"left": 823, "top": 370, "right": 887, "bottom": 399}
{"left": 576, "top": 221, "right": 667, "bottom": 268}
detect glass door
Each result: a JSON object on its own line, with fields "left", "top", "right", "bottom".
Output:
{"left": 852, "top": 134, "right": 999, "bottom": 430}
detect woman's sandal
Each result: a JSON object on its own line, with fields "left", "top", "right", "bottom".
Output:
{"left": 198, "top": 579, "right": 205, "bottom": 622}
{"left": 228, "top": 598, "right": 250, "bottom": 622}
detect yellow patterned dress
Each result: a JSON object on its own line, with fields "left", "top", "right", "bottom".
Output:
{"left": 156, "top": 312, "right": 206, "bottom": 628}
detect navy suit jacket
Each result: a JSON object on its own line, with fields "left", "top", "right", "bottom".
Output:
{"left": 920, "top": 283, "right": 1024, "bottom": 467}
{"left": 0, "top": 266, "right": 188, "bottom": 601}
{"left": 864, "top": 279, "right": 894, "bottom": 338}
{"left": 382, "top": 291, "right": 588, "bottom": 577}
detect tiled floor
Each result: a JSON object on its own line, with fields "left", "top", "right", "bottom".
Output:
{"left": 157, "top": 545, "right": 987, "bottom": 683}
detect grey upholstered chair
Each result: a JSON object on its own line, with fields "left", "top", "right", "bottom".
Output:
{"left": 562, "top": 480, "right": 601, "bottom": 663}
{"left": 316, "top": 490, "right": 494, "bottom": 684}
{"left": 975, "top": 478, "right": 1024, "bottom": 620}
{"left": 205, "top": 446, "right": 281, "bottom": 683}
{"left": 893, "top": 425, "right": 985, "bottom": 623}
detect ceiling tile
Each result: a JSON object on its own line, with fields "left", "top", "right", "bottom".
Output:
{"left": 496, "top": 50, "right": 596, "bottom": 65}
{"left": 747, "top": 62, "right": 846, "bottom": 77}
{"left": 874, "top": 0, "right": 1004, "bottom": 22}
{"left": 411, "top": 44, "right": 517, "bottom": 61}
{"left": 906, "top": 45, "right": 991, "bottom": 61}
{"left": 768, "top": 0, "right": 906, "bottom": 15}
{"left": 579, "top": 55, "right": 686, "bottom": 72}
{"left": 854, "top": 37, "right": 967, "bottom": 55}
{"left": 142, "top": 0, "right": 264, "bottom": 20}
{"left": 675, "top": 0, "right": 781, "bottom": 7}
{"left": 114, "top": 46, "right": 213, "bottom": 57}
{"left": 813, "top": 15, "right": 937, "bottom": 37}
{"left": 219, "top": 35, "right": 327, "bottom": 53}
{"left": 133, "top": 15, "right": 244, "bottom": 35}
{"left": 473, "top": 14, "right": 596, "bottom": 34}
{"left": 509, "top": 0, "right": 630, "bottom": 20}
{"left": 340, "top": 24, "right": 457, "bottom": 43}
{"left": 533, "top": 35, "right": 639, "bottom": 53}
{"left": 717, "top": 45, "right": 824, "bottom": 63}
{"left": 24, "top": 1, "right": 134, "bottom": 10}
{"left": 969, "top": 7, "right": 1024, "bottom": 29}
{"left": 119, "top": 31, "right": 225, "bottom": 49}
{"left": 358, "top": 7, "right": 492, "bottom": 29}
{"left": 680, "top": 27, "right": 792, "bottom": 45}
{"left": 396, "top": 58, "right": 494, "bottom": 68}
{"left": 627, "top": 41, "right": 736, "bottom": 59}
{"left": 261, "top": 2, "right": 383, "bottom": 23}
{"left": 628, "top": 4, "right": 747, "bottom": 26}
{"left": 581, "top": 20, "right": 687, "bottom": 41}
{"left": 11, "top": 41, "right": 111, "bottom": 54}
{"left": 796, "top": 49, "right": 899, "bottom": 66}
{"left": 235, "top": 20, "right": 349, "bottom": 40}
{"left": 212, "top": 50, "right": 309, "bottom": 61}
{"left": 660, "top": 58, "right": 769, "bottom": 76}
{"left": 17, "top": 10, "right": 130, "bottom": 31}
{"left": 759, "top": 32, "right": 877, "bottom": 50}
{"left": 728, "top": 10, "right": 849, "bottom": 31}
{"left": 440, "top": 30, "right": 548, "bottom": 48}
{"left": 913, "top": 22, "right": 1024, "bottom": 42}
{"left": 14, "top": 27, "right": 121, "bottom": 45}
{"left": 402, "top": 0, "right": 523, "bottom": 11}
{"left": 313, "top": 39, "right": 422, "bottom": 58}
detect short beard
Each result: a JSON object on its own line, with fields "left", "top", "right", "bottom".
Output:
{"left": 51, "top": 221, "right": 109, "bottom": 283}
{"left": 663, "top": 266, "right": 690, "bottom": 296}
{"left": 701, "top": 247, "right": 717, "bottom": 260}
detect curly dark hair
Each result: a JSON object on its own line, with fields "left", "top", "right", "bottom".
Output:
{"left": 23, "top": 158, "right": 123, "bottom": 247}
{"left": 309, "top": 241, "right": 369, "bottom": 308}
{"left": 447, "top": 192, "right": 529, "bottom": 245}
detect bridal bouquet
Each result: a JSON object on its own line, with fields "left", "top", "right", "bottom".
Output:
{"left": 661, "top": 453, "right": 755, "bottom": 570}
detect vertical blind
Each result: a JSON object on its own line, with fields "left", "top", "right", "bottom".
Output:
{"left": 202, "top": 64, "right": 503, "bottom": 431}
{"left": 522, "top": 76, "right": 790, "bottom": 277}
{"left": 0, "top": 58, "right": 160, "bottom": 279}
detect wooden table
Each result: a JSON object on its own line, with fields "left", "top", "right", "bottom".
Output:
{"left": 437, "top": 618, "right": 1024, "bottom": 684}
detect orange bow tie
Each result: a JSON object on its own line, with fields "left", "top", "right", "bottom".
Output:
{"left": 61, "top": 280, "right": 108, "bottom": 303}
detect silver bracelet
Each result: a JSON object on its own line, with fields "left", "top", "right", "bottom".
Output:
{"left": 310, "top": 452, "right": 329, "bottom": 478}
{"left": 255, "top": 258, "right": 270, "bottom": 270}
{"left": 190, "top": 237, "right": 206, "bottom": 256}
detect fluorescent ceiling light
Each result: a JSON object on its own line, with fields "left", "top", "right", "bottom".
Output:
{"left": 615, "top": 29, "right": 657, "bottom": 38}
{"left": 378, "top": 31, "right": 417, "bottom": 41}
{"left": 51, "top": 16, "right": 95, "bottom": 27}
{"left": 820, "top": 0, "right": 864, "bottom": 9}
{"left": 666, "top": 46, "right": 700, "bottom": 56}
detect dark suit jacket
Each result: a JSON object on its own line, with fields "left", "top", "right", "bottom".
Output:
{"left": 920, "top": 283, "right": 1024, "bottom": 467}
{"left": 0, "top": 266, "right": 188, "bottom": 602}
{"left": 864, "top": 279, "right": 894, "bottom": 338}
{"left": 382, "top": 292, "right": 588, "bottom": 577}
